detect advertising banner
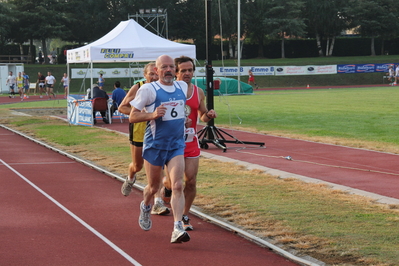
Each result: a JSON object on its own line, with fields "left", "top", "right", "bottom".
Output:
{"left": 338, "top": 63, "right": 398, "bottom": 74}
{"left": 67, "top": 95, "right": 93, "bottom": 126}
{"left": 275, "top": 65, "right": 336, "bottom": 76}
{"left": 71, "top": 68, "right": 144, "bottom": 79}
{"left": 195, "top": 66, "right": 275, "bottom": 77}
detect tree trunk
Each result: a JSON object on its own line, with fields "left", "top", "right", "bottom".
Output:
{"left": 328, "top": 36, "right": 336, "bottom": 56}
{"left": 326, "top": 38, "right": 330, "bottom": 56}
{"left": 19, "top": 43, "right": 24, "bottom": 61}
{"left": 281, "top": 36, "right": 285, "bottom": 59}
{"left": 371, "top": 37, "right": 376, "bottom": 56}
{"left": 42, "top": 39, "right": 49, "bottom": 64}
{"left": 229, "top": 37, "right": 234, "bottom": 58}
{"left": 29, "top": 38, "right": 34, "bottom": 64}
{"left": 316, "top": 33, "right": 324, "bottom": 57}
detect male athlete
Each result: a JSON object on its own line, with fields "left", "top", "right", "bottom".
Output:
{"left": 162, "top": 56, "right": 217, "bottom": 230}
{"left": 119, "top": 62, "right": 169, "bottom": 215}
{"left": 129, "top": 55, "right": 190, "bottom": 243}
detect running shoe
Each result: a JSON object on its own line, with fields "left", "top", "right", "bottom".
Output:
{"left": 171, "top": 222, "right": 190, "bottom": 243}
{"left": 161, "top": 186, "right": 172, "bottom": 204}
{"left": 151, "top": 200, "right": 170, "bottom": 215}
{"left": 182, "top": 215, "right": 193, "bottom": 231}
{"left": 121, "top": 174, "right": 136, "bottom": 196}
{"left": 139, "top": 201, "right": 152, "bottom": 231}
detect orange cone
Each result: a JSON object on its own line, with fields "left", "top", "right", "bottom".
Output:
{"left": 307, "top": 84, "right": 310, "bottom": 88}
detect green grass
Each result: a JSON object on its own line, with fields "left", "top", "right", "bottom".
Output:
{"left": 197, "top": 167, "right": 399, "bottom": 263}
{"left": 213, "top": 87, "right": 399, "bottom": 147}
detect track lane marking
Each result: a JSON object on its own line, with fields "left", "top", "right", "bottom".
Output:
{"left": 0, "top": 159, "right": 142, "bottom": 266}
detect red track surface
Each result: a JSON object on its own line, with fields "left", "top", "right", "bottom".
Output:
{"left": 100, "top": 121, "right": 399, "bottom": 201}
{"left": 2, "top": 86, "right": 399, "bottom": 264}
{"left": 0, "top": 127, "right": 298, "bottom": 265}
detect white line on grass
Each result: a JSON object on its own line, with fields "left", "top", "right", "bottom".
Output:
{"left": 0, "top": 159, "right": 142, "bottom": 266}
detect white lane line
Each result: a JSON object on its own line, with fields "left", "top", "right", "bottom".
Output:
{"left": 0, "top": 159, "right": 142, "bottom": 266}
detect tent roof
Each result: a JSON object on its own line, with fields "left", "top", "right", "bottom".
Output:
{"left": 67, "top": 19, "right": 196, "bottom": 63}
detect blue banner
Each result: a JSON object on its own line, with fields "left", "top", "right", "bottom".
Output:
{"left": 338, "top": 63, "right": 398, "bottom": 74}
{"left": 337, "top": 64, "right": 356, "bottom": 74}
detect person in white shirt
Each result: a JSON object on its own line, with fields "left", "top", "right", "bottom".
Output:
{"left": 45, "top": 71, "right": 56, "bottom": 99}
{"left": 6, "top": 71, "right": 16, "bottom": 98}
{"left": 61, "top": 73, "right": 70, "bottom": 98}
{"left": 394, "top": 65, "right": 399, "bottom": 86}
{"left": 129, "top": 54, "right": 190, "bottom": 244}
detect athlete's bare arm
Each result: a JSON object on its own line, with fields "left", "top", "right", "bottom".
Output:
{"left": 118, "top": 84, "right": 139, "bottom": 115}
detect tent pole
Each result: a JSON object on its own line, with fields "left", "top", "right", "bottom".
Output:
{"left": 90, "top": 61, "right": 93, "bottom": 98}
{"left": 67, "top": 63, "right": 70, "bottom": 97}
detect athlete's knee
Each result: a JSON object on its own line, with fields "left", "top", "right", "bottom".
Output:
{"left": 171, "top": 179, "right": 184, "bottom": 192}
{"left": 184, "top": 175, "right": 197, "bottom": 190}
{"left": 129, "top": 161, "right": 143, "bottom": 173}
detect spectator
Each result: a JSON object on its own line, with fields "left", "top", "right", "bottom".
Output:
{"left": 248, "top": 69, "right": 259, "bottom": 90}
{"left": 61, "top": 73, "right": 70, "bottom": 98}
{"left": 50, "top": 48, "right": 57, "bottom": 64}
{"left": 22, "top": 72, "right": 30, "bottom": 99}
{"left": 38, "top": 50, "right": 44, "bottom": 64}
{"left": 45, "top": 71, "right": 56, "bottom": 99}
{"left": 91, "top": 84, "right": 109, "bottom": 124}
{"left": 6, "top": 71, "right": 16, "bottom": 98}
{"left": 16, "top": 72, "right": 24, "bottom": 101}
{"left": 98, "top": 73, "right": 105, "bottom": 89}
{"left": 110, "top": 81, "right": 126, "bottom": 115}
{"left": 37, "top": 72, "right": 46, "bottom": 98}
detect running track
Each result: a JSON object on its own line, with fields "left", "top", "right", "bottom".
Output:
{"left": 99, "top": 121, "right": 399, "bottom": 204}
{"left": 0, "top": 126, "right": 299, "bottom": 265}
{"left": 2, "top": 88, "right": 399, "bottom": 264}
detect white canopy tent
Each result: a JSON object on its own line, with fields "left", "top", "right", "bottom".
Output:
{"left": 66, "top": 19, "right": 196, "bottom": 88}
{"left": 66, "top": 19, "right": 196, "bottom": 127}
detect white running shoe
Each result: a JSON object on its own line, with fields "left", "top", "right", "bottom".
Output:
{"left": 139, "top": 201, "right": 152, "bottom": 231}
{"left": 151, "top": 200, "right": 170, "bottom": 215}
{"left": 121, "top": 175, "right": 136, "bottom": 196}
{"left": 171, "top": 222, "right": 190, "bottom": 243}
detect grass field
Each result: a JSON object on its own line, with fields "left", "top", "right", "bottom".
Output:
{"left": 1, "top": 85, "right": 399, "bottom": 265}
{"left": 215, "top": 87, "right": 399, "bottom": 152}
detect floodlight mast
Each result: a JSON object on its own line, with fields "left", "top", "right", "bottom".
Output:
{"left": 197, "top": 0, "right": 265, "bottom": 152}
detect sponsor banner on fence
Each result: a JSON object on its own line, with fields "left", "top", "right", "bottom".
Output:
{"left": 337, "top": 63, "right": 398, "bottom": 74}
{"left": 67, "top": 95, "right": 93, "bottom": 126}
{"left": 195, "top": 66, "right": 275, "bottom": 77}
{"left": 71, "top": 68, "right": 144, "bottom": 79}
{"left": 275, "top": 65, "right": 337, "bottom": 76}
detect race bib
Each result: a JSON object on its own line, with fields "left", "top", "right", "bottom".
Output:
{"left": 185, "top": 127, "right": 195, "bottom": 143}
{"left": 161, "top": 100, "right": 185, "bottom": 121}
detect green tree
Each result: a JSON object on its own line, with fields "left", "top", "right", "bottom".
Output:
{"left": 7, "top": 0, "right": 70, "bottom": 63}
{"left": 347, "top": 0, "right": 399, "bottom": 56}
{"left": 241, "top": 0, "right": 270, "bottom": 58}
{"left": 0, "top": 1, "right": 16, "bottom": 47}
{"left": 304, "top": 0, "right": 353, "bottom": 57}
{"left": 264, "top": 0, "right": 306, "bottom": 58}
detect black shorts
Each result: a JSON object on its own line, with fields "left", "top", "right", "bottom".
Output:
{"left": 129, "top": 123, "right": 144, "bottom": 147}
